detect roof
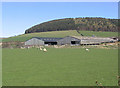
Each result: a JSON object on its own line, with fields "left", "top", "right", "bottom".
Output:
{"left": 32, "top": 36, "right": 116, "bottom": 43}
{"left": 72, "top": 36, "right": 116, "bottom": 44}
{"left": 72, "top": 36, "right": 114, "bottom": 40}
{"left": 33, "top": 37, "right": 63, "bottom": 42}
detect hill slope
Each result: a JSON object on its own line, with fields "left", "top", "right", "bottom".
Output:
{"left": 3, "top": 30, "right": 118, "bottom": 42}
{"left": 25, "top": 17, "right": 118, "bottom": 34}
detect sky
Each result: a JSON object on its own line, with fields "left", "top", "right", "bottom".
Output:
{"left": 2, "top": 2, "right": 118, "bottom": 37}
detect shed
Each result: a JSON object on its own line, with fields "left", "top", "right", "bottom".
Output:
{"left": 34, "top": 37, "right": 63, "bottom": 45}
{"left": 25, "top": 37, "right": 63, "bottom": 46}
{"left": 57, "top": 36, "right": 81, "bottom": 45}
{"left": 72, "top": 36, "right": 116, "bottom": 45}
{"left": 25, "top": 38, "right": 44, "bottom": 46}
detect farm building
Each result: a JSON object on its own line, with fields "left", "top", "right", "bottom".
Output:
{"left": 25, "top": 37, "right": 62, "bottom": 45}
{"left": 73, "top": 36, "right": 117, "bottom": 45}
{"left": 57, "top": 36, "right": 80, "bottom": 45}
{"left": 25, "top": 36, "right": 117, "bottom": 46}
{"left": 25, "top": 36, "right": 81, "bottom": 46}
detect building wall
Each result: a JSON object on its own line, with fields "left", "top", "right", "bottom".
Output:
{"left": 25, "top": 38, "right": 44, "bottom": 46}
{"left": 57, "top": 36, "right": 80, "bottom": 45}
{"left": 81, "top": 38, "right": 115, "bottom": 45}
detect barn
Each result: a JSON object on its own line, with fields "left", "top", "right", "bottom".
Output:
{"left": 25, "top": 38, "right": 44, "bottom": 46}
{"left": 73, "top": 36, "right": 117, "bottom": 45}
{"left": 25, "top": 37, "right": 62, "bottom": 46}
{"left": 57, "top": 36, "right": 80, "bottom": 45}
{"left": 25, "top": 36, "right": 117, "bottom": 46}
{"left": 25, "top": 36, "right": 81, "bottom": 46}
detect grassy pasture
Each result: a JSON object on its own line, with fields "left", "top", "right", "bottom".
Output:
{"left": 2, "top": 48, "right": 118, "bottom": 86}
{"left": 2, "top": 30, "right": 118, "bottom": 42}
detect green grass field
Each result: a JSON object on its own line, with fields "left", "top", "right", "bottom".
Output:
{"left": 2, "top": 48, "right": 118, "bottom": 86}
{"left": 2, "top": 30, "right": 118, "bottom": 42}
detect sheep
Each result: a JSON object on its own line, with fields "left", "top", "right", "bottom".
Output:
{"left": 25, "top": 46, "right": 30, "bottom": 49}
{"left": 86, "top": 48, "right": 89, "bottom": 51}
{"left": 21, "top": 47, "right": 25, "bottom": 49}
{"left": 43, "top": 48, "right": 47, "bottom": 52}
{"left": 27, "top": 46, "right": 30, "bottom": 49}
{"left": 40, "top": 47, "right": 42, "bottom": 51}
{"left": 54, "top": 45, "right": 58, "bottom": 48}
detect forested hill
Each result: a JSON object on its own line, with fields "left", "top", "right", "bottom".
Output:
{"left": 25, "top": 17, "right": 118, "bottom": 34}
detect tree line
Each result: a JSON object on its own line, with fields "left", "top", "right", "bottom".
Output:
{"left": 25, "top": 17, "right": 118, "bottom": 34}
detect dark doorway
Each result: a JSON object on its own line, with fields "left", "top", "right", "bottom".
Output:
{"left": 44, "top": 42, "right": 57, "bottom": 45}
{"left": 71, "top": 41, "right": 80, "bottom": 44}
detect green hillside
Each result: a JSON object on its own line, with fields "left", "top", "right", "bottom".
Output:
{"left": 3, "top": 30, "right": 79, "bottom": 42}
{"left": 2, "top": 30, "right": 118, "bottom": 42}
{"left": 25, "top": 17, "right": 118, "bottom": 34}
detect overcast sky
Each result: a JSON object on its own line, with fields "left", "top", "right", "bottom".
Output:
{"left": 2, "top": 2, "right": 118, "bottom": 37}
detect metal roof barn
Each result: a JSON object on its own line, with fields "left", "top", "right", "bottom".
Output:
{"left": 34, "top": 37, "right": 63, "bottom": 42}
{"left": 57, "top": 36, "right": 81, "bottom": 45}
{"left": 72, "top": 36, "right": 116, "bottom": 45}
{"left": 25, "top": 37, "right": 63, "bottom": 46}
{"left": 25, "top": 36, "right": 117, "bottom": 46}
{"left": 25, "top": 38, "right": 44, "bottom": 46}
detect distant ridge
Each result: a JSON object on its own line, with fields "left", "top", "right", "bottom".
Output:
{"left": 25, "top": 17, "right": 118, "bottom": 34}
